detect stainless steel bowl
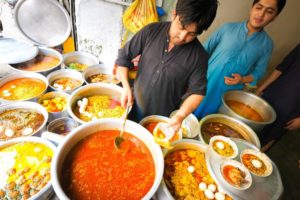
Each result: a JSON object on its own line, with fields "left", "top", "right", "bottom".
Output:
{"left": 82, "top": 64, "right": 120, "bottom": 85}
{"left": 199, "top": 114, "right": 261, "bottom": 148}
{"left": 0, "top": 72, "right": 48, "bottom": 104}
{"left": 0, "top": 101, "right": 48, "bottom": 142}
{"left": 218, "top": 90, "right": 276, "bottom": 132}
{"left": 67, "top": 83, "right": 125, "bottom": 124}
{"left": 63, "top": 51, "right": 99, "bottom": 72}
{"left": 8, "top": 46, "right": 63, "bottom": 76}
{"left": 0, "top": 136, "right": 56, "bottom": 199}
{"left": 47, "top": 69, "right": 84, "bottom": 94}
{"left": 38, "top": 91, "right": 70, "bottom": 122}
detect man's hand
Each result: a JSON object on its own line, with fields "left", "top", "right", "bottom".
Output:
{"left": 224, "top": 73, "right": 243, "bottom": 85}
{"left": 285, "top": 117, "right": 300, "bottom": 131}
{"left": 169, "top": 114, "right": 185, "bottom": 133}
{"left": 121, "top": 86, "right": 134, "bottom": 107}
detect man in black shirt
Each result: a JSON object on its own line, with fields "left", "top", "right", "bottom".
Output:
{"left": 116, "top": 0, "right": 218, "bottom": 132}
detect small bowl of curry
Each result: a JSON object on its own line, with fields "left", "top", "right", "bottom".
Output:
{"left": 220, "top": 160, "right": 252, "bottom": 190}
{"left": 209, "top": 136, "right": 238, "bottom": 160}
{"left": 240, "top": 149, "right": 273, "bottom": 177}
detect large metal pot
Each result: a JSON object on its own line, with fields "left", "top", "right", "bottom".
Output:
{"left": 8, "top": 46, "right": 63, "bottom": 76}
{"left": 218, "top": 90, "right": 276, "bottom": 132}
{"left": 199, "top": 114, "right": 261, "bottom": 148}
{"left": 46, "top": 119, "right": 164, "bottom": 200}
{"left": 0, "top": 72, "right": 48, "bottom": 104}
{"left": 63, "top": 51, "right": 99, "bottom": 72}
{"left": 156, "top": 139, "right": 208, "bottom": 200}
{"left": 0, "top": 101, "right": 48, "bottom": 142}
{"left": 0, "top": 136, "right": 56, "bottom": 200}
{"left": 67, "top": 83, "right": 125, "bottom": 124}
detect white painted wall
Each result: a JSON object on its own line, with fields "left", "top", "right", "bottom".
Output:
{"left": 75, "top": 0, "right": 123, "bottom": 68}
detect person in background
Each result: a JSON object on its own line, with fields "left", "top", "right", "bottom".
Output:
{"left": 255, "top": 44, "right": 300, "bottom": 151}
{"left": 193, "top": 0, "right": 286, "bottom": 119}
{"left": 115, "top": 0, "right": 218, "bottom": 132}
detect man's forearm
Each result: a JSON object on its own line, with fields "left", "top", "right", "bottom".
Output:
{"left": 175, "top": 94, "right": 204, "bottom": 119}
{"left": 117, "top": 66, "right": 130, "bottom": 89}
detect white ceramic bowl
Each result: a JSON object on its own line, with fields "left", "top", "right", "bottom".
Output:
{"left": 209, "top": 135, "right": 239, "bottom": 160}
{"left": 220, "top": 159, "right": 252, "bottom": 190}
{"left": 240, "top": 149, "right": 273, "bottom": 177}
{"left": 49, "top": 118, "right": 164, "bottom": 200}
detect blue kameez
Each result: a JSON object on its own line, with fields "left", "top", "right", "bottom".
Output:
{"left": 194, "top": 21, "right": 273, "bottom": 119}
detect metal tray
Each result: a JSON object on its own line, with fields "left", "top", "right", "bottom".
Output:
{"left": 206, "top": 138, "right": 283, "bottom": 200}
{"left": 14, "top": 0, "right": 71, "bottom": 47}
{"left": 0, "top": 37, "right": 38, "bottom": 64}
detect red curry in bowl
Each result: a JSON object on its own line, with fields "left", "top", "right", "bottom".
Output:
{"left": 61, "top": 130, "right": 155, "bottom": 200}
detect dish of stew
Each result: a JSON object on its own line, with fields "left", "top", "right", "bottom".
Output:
{"left": 226, "top": 100, "right": 264, "bottom": 122}
{"left": 0, "top": 78, "right": 46, "bottom": 101}
{"left": 61, "top": 130, "right": 155, "bottom": 200}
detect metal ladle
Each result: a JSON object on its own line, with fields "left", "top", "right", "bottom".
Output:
{"left": 114, "top": 104, "right": 131, "bottom": 149}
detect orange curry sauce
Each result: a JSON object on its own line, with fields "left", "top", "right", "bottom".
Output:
{"left": 61, "top": 130, "right": 155, "bottom": 200}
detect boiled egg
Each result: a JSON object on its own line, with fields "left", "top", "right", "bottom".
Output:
{"left": 5, "top": 128, "right": 15, "bottom": 137}
{"left": 216, "top": 141, "right": 225, "bottom": 149}
{"left": 204, "top": 189, "right": 215, "bottom": 199}
{"left": 187, "top": 165, "right": 195, "bottom": 173}
{"left": 22, "top": 127, "right": 33, "bottom": 136}
{"left": 208, "top": 184, "right": 216, "bottom": 192}
{"left": 251, "top": 159, "right": 262, "bottom": 168}
{"left": 215, "top": 192, "right": 225, "bottom": 200}
{"left": 199, "top": 182, "right": 207, "bottom": 191}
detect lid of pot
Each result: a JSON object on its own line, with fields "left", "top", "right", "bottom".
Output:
{"left": 14, "top": 0, "right": 71, "bottom": 47}
{"left": 0, "top": 37, "right": 38, "bottom": 64}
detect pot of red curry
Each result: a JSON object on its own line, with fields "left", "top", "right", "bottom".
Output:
{"left": 49, "top": 118, "right": 164, "bottom": 200}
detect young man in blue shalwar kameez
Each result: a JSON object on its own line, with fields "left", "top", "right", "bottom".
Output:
{"left": 194, "top": 0, "right": 286, "bottom": 119}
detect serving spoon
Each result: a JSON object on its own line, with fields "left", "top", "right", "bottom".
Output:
{"left": 114, "top": 104, "right": 131, "bottom": 149}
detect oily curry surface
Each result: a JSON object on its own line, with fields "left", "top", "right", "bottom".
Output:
{"left": 0, "top": 78, "right": 46, "bottom": 101}
{"left": 61, "top": 130, "right": 155, "bottom": 200}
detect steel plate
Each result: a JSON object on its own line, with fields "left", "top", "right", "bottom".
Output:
{"left": 0, "top": 37, "right": 38, "bottom": 64}
{"left": 14, "top": 0, "right": 71, "bottom": 47}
